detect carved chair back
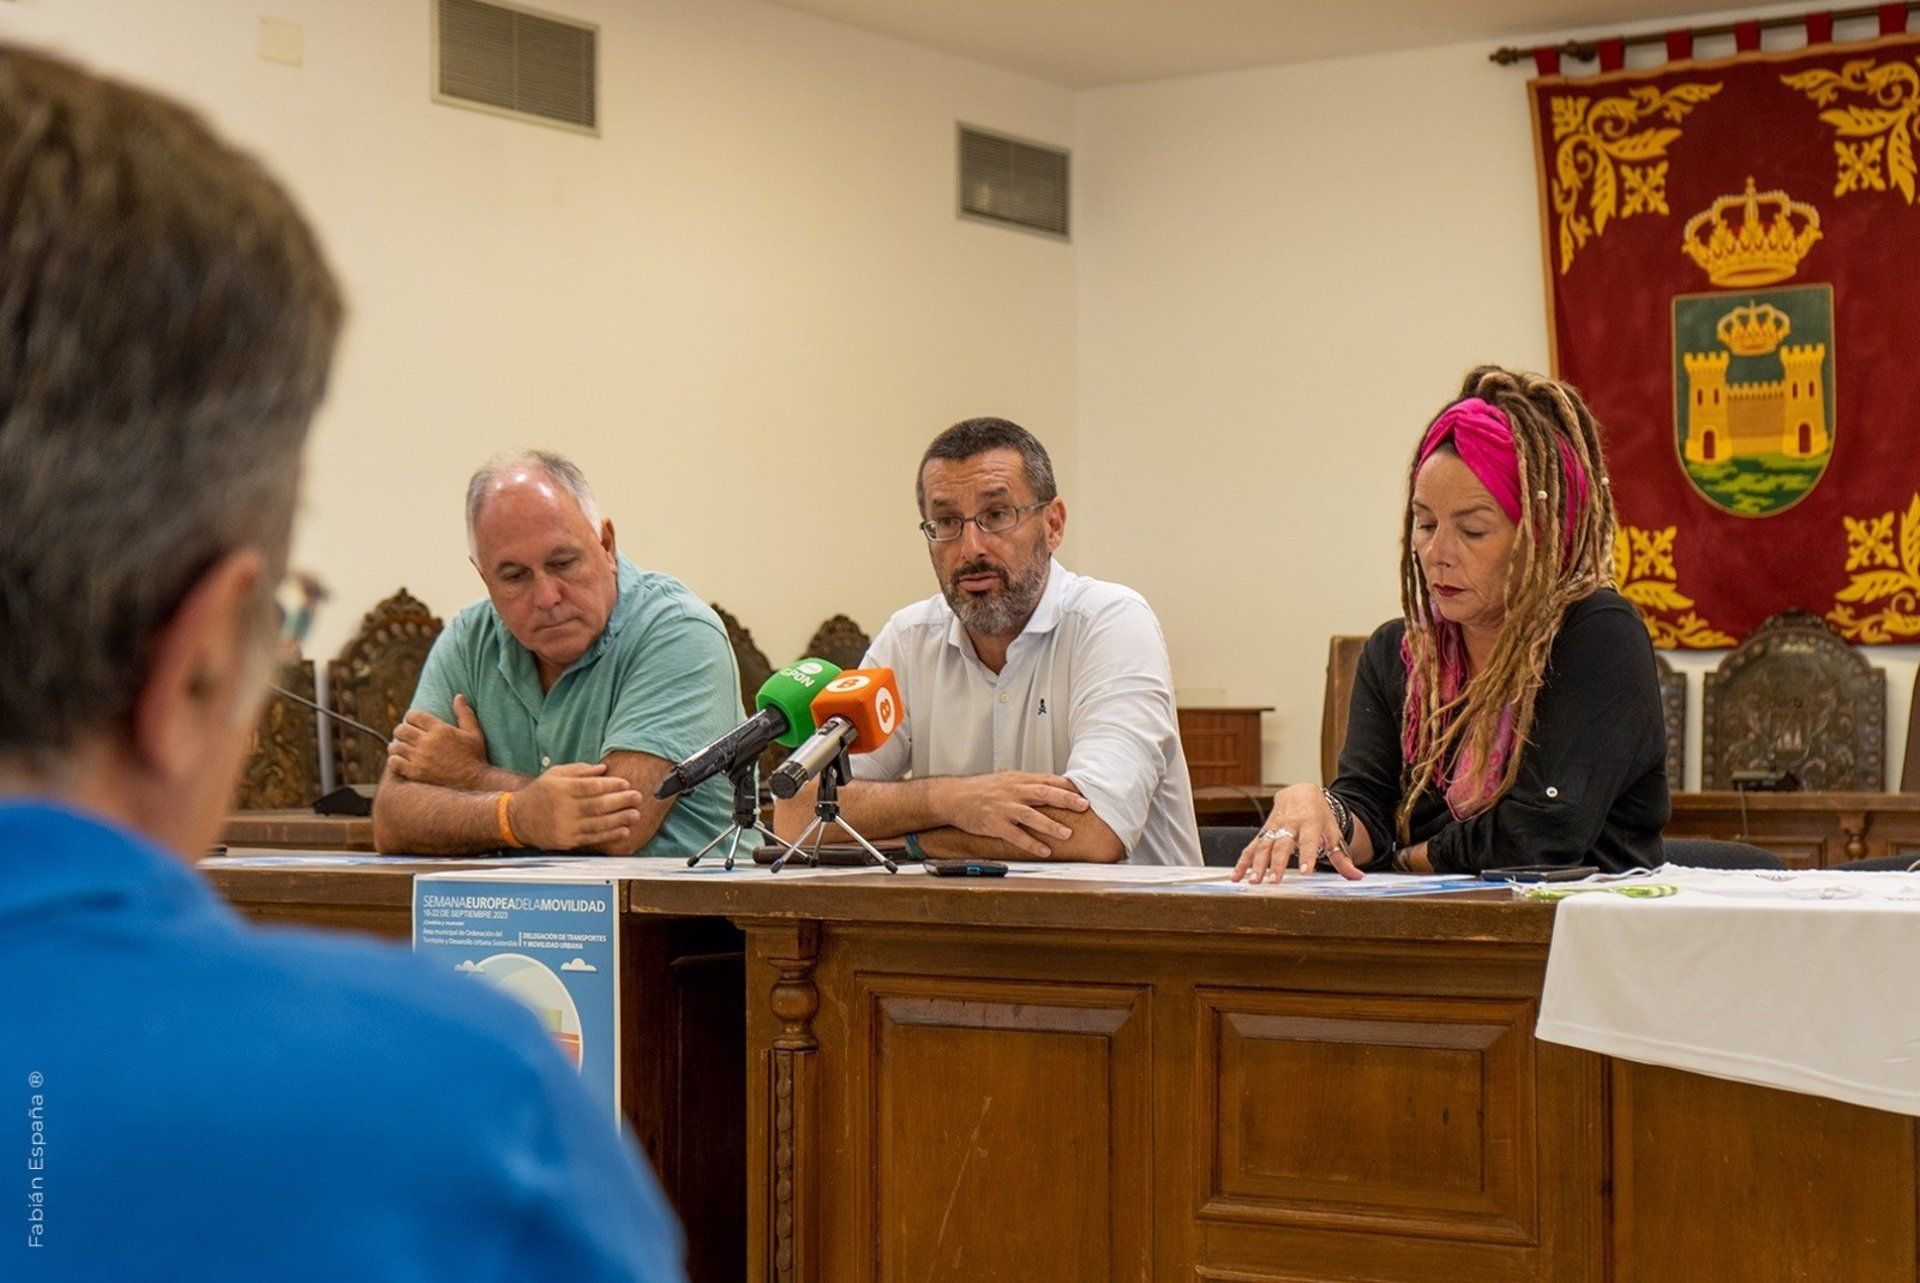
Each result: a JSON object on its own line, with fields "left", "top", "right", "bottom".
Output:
{"left": 235, "top": 657, "right": 321, "bottom": 809}
{"left": 328, "top": 589, "right": 444, "bottom": 785}
{"left": 713, "top": 604, "right": 773, "bottom": 716}
{"left": 1904, "top": 681, "right": 1920, "bottom": 792}
{"left": 805, "top": 614, "right": 871, "bottom": 672}
{"left": 1653, "top": 653, "right": 1687, "bottom": 791}
{"left": 1701, "top": 611, "right": 1884, "bottom": 790}
{"left": 712, "top": 604, "right": 784, "bottom": 778}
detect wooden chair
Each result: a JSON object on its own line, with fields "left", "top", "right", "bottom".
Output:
{"left": 234, "top": 657, "right": 322, "bottom": 809}
{"left": 1320, "top": 635, "right": 1368, "bottom": 782}
{"left": 1902, "top": 679, "right": 1920, "bottom": 792}
{"left": 712, "top": 604, "right": 773, "bottom": 715}
{"left": 1654, "top": 653, "right": 1686, "bottom": 792}
{"left": 1199, "top": 825, "right": 1260, "bottom": 867}
{"left": 806, "top": 613, "right": 871, "bottom": 671}
{"left": 1701, "top": 611, "right": 1884, "bottom": 791}
{"left": 1664, "top": 837, "right": 1784, "bottom": 869}
{"left": 328, "top": 589, "right": 444, "bottom": 785}
{"left": 712, "top": 604, "right": 784, "bottom": 777}
{"left": 1178, "top": 708, "right": 1270, "bottom": 788}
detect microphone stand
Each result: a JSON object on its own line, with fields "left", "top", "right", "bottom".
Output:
{"left": 686, "top": 760, "right": 805, "bottom": 872}
{"left": 771, "top": 749, "right": 897, "bottom": 874}
{"left": 268, "top": 682, "right": 390, "bottom": 816}
{"left": 269, "top": 682, "right": 390, "bottom": 748}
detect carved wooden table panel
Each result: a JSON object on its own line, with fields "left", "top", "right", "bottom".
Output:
{"left": 668, "top": 878, "right": 1916, "bottom": 1283}
{"left": 728, "top": 901, "right": 1597, "bottom": 1282}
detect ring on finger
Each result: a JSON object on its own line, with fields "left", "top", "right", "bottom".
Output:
{"left": 1258, "top": 826, "right": 1295, "bottom": 843}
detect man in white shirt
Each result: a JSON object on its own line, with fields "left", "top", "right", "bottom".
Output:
{"left": 773, "top": 417, "right": 1200, "bottom": 865}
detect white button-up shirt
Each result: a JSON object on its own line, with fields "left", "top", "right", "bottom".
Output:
{"left": 852, "top": 561, "right": 1201, "bottom": 865}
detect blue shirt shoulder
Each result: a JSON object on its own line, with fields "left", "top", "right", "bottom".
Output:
{"left": 0, "top": 802, "right": 685, "bottom": 1282}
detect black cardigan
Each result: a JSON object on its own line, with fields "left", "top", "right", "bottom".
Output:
{"left": 1331, "top": 589, "right": 1668, "bottom": 874}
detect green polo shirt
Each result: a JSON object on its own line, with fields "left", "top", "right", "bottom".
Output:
{"left": 409, "top": 555, "right": 747, "bottom": 857}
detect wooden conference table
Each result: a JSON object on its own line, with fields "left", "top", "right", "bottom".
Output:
{"left": 230, "top": 789, "right": 1920, "bottom": 870}
{"left": 222, "top": 808, "right": 373, "bottom": 851}
{"left": 205, "top": 857, "right": 1918, "bottom": 1282}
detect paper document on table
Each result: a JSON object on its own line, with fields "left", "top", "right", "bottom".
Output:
{"left": 204, "top": 852, "right": 568, "bottom": 868}
{"left": 998, "top": 866, "right": 1491, "bottom": 895}
{"left": 425, "top": 858, "right": 928, "bottom": 882}
{"left": 1157, "top": 872, "right": 1492, "bottom": 897}
{"left": 1001, "top": 864, "right": 1230, "bottom": 884}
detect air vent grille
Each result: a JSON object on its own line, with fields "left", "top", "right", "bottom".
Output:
{"left": 436, "top": 0, "right": 597, "bottom": 134}
{"left": 958, "top": 126, "right": 1069, "bottom": 239}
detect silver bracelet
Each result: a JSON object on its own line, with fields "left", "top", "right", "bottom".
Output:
{"left": 1321, "top": 788, "right": 1354, "bottom": 846}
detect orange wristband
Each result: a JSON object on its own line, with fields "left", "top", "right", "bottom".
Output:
{"left": 496, "top": 791, "right": 523, "bottom": 848}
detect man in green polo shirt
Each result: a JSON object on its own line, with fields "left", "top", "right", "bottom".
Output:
{"left": 372, "top": 451, "right": 744, "bottom": 857}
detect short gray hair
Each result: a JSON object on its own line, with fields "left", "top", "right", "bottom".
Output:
{"left": 0, "top": 45, "right": 342, "bottom": 773}
{"left": 465, "top": 450, "right": 603, "bottom": 553}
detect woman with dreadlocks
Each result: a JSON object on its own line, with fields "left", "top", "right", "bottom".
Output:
{"left": 1234, "top": 366, "right": 1668, "bottom": 883}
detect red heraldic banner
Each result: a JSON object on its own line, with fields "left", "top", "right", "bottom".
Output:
{"left": 1530, "top": 35, "right": 1920, "bottom": 647}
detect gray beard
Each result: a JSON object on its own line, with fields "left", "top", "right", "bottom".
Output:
{"left": 944, "top": 555, "right": 1049, "bottom": 638}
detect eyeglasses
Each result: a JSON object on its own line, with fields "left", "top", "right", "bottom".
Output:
{"left": 274, "top": 571, "right": 329, "bottom": 651}
{"left": 919, "top": 501, "right": 1049, "bottom": 543}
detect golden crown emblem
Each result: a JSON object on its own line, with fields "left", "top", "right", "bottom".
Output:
{"left": 1681, "top": 178, "right": 1821, "bottom": 287}
{"left": 1714, "top": 301, "right": 1792, "bottom": 356}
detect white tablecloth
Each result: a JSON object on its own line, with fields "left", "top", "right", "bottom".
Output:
{"left": 1535, "top": 864, "right": 1920, "bottom": 1116}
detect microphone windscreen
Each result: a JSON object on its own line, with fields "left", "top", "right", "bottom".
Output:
{"left": 755, "top": 658, "right": 845, "bottom": 747}
{"left": 807, "top": 668, "right": 901, "bottom": 752}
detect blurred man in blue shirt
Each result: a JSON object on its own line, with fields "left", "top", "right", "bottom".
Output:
{"left": 0, "top": 43, "right": 683, "bottom": 1282}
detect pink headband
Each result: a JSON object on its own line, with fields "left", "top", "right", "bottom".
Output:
{"left": 1416, "top": 396, "right": 1590, "bottom": 545}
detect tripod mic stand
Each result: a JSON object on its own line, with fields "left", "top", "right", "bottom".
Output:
{"left": 686, "top": 759, "right": 803, "bottom": 871}
{"left": 770, "top": 749, "right": 896, "bottom": 873}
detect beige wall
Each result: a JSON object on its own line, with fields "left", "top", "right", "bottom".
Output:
{"left": 1073, "top": 26, "right": 1920, "bottom": 790}
{"left": 0, "top": 0, "right": 1075, "bottom": 667}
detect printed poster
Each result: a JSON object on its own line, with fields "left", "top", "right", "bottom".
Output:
{"left": 412, "top": 875, "right": 620, "bottom": 1116}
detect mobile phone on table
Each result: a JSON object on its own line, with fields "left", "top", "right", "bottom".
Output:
{"left": 925, "top": 858, "right": 1009, "bottom": 878}
{"left": 1480, "top": 865, "right": 1592, "bottom": 882}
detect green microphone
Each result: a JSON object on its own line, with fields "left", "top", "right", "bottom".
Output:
{"left": 654, "top": 658, "right": 845, "bottom": 797}
{"left": 757, "top": 658, "right": 845, "bottom": 747}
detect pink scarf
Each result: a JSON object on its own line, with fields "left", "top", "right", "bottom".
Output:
{"left": 1414, "top": 397, "right": 1589, "bottom": 544}
{"left": 1400, "top": 622, "right": 1517, "bottom": 818}
{"left": 1402, "top": 397, "right": 1588, "bottom": 818}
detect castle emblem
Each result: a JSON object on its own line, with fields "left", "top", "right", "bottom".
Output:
{"left": 1680, "top": 303, "right": 1828, "bottom": 464}
{"left": 1672, "top": 180, "right": 1835, "bottom": 517}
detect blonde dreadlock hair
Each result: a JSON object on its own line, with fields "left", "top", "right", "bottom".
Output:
{"left": 1396, "top": 366, "right": 1617, "bottom": 842}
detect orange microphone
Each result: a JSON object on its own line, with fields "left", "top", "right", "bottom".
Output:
{"left": 766, "top": 668, "right": 901, "bottom": 799}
